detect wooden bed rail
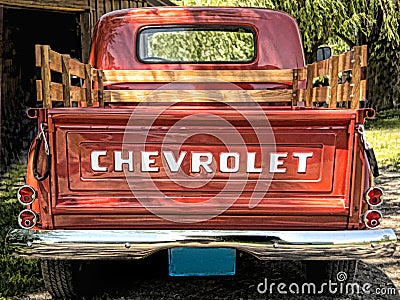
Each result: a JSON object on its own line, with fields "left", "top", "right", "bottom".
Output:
{"left": 35, "top": 44, "right": 367, "bottom": 108}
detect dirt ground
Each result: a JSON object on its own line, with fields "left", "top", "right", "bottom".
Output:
{"left": 22, "top": 168, "right": 400, "bottom": 300}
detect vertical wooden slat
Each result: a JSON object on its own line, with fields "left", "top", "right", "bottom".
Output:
{"left": 329, "top": 55, "right": 339, "bottom": 108}
{"left": 360, "top": 45, "right": 368, "bottom": 67}
{"left": 97, "top": 69, "right": 104, "bottom": 107}
{"left": 94, "top": 0, "right": 99, "bottom": 22}
{"left": 80, "top": 11, "right": 91, "bottom": 63}
{"left": 97, "top": 0, "right": 105, "bottom": 16}
{"left": 121, "top": 0, "right": 129, "bottom": 8}
{"left": 35, "top": 44, "right": 42, "bottom": 67}
{"left": 291, "top": 69, "right": 299, "bottom": 106}
{"left": 105, "top": 0, "right": 113, "bottom": 13}
{"left": 61, "top": 54, "right": 71, "bottom": 107}
{"left": 85, "top": 64, "right": 93, "bottom": 106}
{"left": 305, "top": 64, "right": 314, "bottom": 107}
{"left": 350, "top": 46, "right": 362, "bottom": 109}
{"left": 41, "top": 45, "right": 52, "bottom": 108}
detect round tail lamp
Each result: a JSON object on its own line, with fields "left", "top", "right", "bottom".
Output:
{"left": 363, "top": 210, "right": 382, "bottom": 229}
{"left": 17, "top": 185, "right": 36, "bottom": 205}
{"left": 365, "top": 187, "right": 383, "bottom": 206}
{"left": 18, "top": 209, "right": 38, "bottom": 229}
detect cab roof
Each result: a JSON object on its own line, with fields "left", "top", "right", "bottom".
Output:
{"left": 89, "top": 7, "right": 305, "bottom": 70}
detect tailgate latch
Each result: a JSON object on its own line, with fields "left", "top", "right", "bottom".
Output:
{"left": 33, "top": 123, "right": 51, "bottom": 181}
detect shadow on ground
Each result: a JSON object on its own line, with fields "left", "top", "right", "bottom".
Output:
{"left": 52, "top": 252, "right": 399, "bottom": 300}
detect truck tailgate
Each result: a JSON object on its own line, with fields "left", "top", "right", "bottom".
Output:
{"left": 47, "top": 107, "right": 358, "bottom": 230}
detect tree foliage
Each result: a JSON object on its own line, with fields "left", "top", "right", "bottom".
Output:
{"left": 173, "top": 0, "right": 400, "bottom": 110}
{"left": 146, "top": 29, "right": 254, "bottom": 62}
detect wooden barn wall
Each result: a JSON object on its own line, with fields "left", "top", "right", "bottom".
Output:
{"left": 0, "top": 0, "right": 147, "bottom": 11}
{"left": 88, "top": 0, "right": 148, "bottom": 30}
{"left": 0, "top": 1, "right": 148, "bottom": 24}
{"left": 0, "top": 7, "right": 83, "bottom": 174}
{"left": 0, "top": 0, "right": 152, "bottom": 174}
{"left": 0, "top": 1, "right": 149, "bottom": 61}
{"left": 0, "top": 7, "right": 33, "bottom": 173}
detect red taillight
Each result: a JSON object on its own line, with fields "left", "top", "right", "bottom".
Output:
{"left": 18, "top": 209, "right": 37, "bottom": 229}
{"left": 17, "top": 185, "right": 36, "bottom": 205}
{"left": 365, "top": 187, "right": 383, "bottom": 206}
{"left": 363, "top": 210, "right": 382, "bottom": 229}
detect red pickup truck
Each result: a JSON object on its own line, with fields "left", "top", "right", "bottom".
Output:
{"left": 7, "top": 6, "right": 396, "bottom": 298}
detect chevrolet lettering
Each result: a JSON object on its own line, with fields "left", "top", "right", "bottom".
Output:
{"left": 90, "top": 150, "right": 314, "bottom": 174}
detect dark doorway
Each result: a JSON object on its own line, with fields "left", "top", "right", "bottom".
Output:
{"left": 0, "top": 7, "right": 82, "bottom": 173}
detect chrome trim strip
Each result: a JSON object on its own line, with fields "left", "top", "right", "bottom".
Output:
{"left": 6, "top": 229, "right": 397, "bottom": 260}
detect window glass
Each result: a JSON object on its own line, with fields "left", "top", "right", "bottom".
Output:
{"left": 138, "top": 26, "right": 256, "bottom": 63}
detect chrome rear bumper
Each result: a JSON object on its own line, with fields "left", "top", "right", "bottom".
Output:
{"left": 6, "top": 228, "right": 397, "bottom": 260}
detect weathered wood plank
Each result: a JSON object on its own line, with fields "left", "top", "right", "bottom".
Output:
{"left": 97, "top": 69, "right": 104, "bottom": 107}
{"left": 361, "top": 45, "right": 368, "bottom": 67}
{"left": 69, "top": 59, "right": 86, "bottom": 78}
{"left": 61, "top": 54, "right": 71, "bottom": 107}
{"left": 338, "top": 50, "right": 353, "bottom": 72}
{"left": 96, "top": 0, "right": 106, "bottom": 17}
{"left": 80, "top": 11, "right": 91, "bottom": 62}
{"left": 36, "top": 80, "right": 42, "bottom": 101}
{"left": 305, "top": 64, "right": 314, "bottom": 107}
{"left": 49, "top": 49, "right": 62, "bottom": 73}
{"left": 350, "top": 46, "right": 362, "bottom": 109}
{"left": 335, "top": 81, "right": 366, "bottom": 104}
{"left": 36, "top": 81, "right": 86, "bottom": 102}
{"left": 337, "top": 82, "right": 352, "bottom": 102}
{"left": 0, "top": 0, "right": 88, "bottom": 11}
{"left": 35, "top": 44, "right": 41, "bottom": 67}
{"left": 40, "top": 45, "right": 51, "bottom": 108}
{"left": 311, "top": 86, "right": 330, "bottom": 103}
{"left": 291, "top": 69, "right": 299, "bottom": 106}
{"left": 313, "top": 57, "right": 331, "bottom": 77}
{"left": 360, "top": 80, "right": 367, "bottom": 101}
{"left": 36, "top": 45, "right": 63, "bottom": 73}
{"left": 102, "top": 89, "right": 293, "bottom": 103}
{"left": 105, "top": 0, "right": 113, "bottom": 13}
{"left": 328, "top": 55, "right": 339, "bottom": 108}
{"left": 85, "top": 64, "right": 93, "bottom": 106}
{"left": 121, "top": 0, "right": 129, "bottom": 8}
{"left": 96, "top": 69, "right": 307, "bottom": 84}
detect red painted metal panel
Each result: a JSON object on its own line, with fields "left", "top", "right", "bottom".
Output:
{"left": 89, "top": 7, "right": 305, "bottom": 71}
{"left": 47, "top": 107, "right": 357, "bottom": 230}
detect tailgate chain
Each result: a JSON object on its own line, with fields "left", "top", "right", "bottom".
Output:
{"left": 357, "top": 124, "right": 379, "bottom": 177}
{"left": 33, "top": 123, "right": 51, "bottom": 181}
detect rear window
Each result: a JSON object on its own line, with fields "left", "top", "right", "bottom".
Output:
{"left": 138, "top": 26, "right": 256, "bottom": 64}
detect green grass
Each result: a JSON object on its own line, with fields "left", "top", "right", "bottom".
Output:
{"left": 365, "top": 109, "right": 400, "bottom": 171}
{"left": 0, "top": 164, "right": 42, "bottom": 298}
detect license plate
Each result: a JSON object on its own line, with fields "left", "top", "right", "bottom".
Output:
{"left": 168, "top": 247, "right": 236, "bottom": 276}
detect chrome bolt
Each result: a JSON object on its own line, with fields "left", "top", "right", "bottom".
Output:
{"left": 27, "top": 241, "right": 32, "bottom": 247}
{"left": 124, "top": 242, "right": 131, "bottom": 249}
{"left": 273, "top": 242, "right": 279, "bottom": 248}
{"left": 371, "top": 243, "right": 377, "bottom": 248}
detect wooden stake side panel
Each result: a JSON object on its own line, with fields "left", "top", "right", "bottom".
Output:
{"left": 306, "top": 45, "right": 367, "bottom": 108}
{"left": 103, "top": 89, "right": 293, "bottom": 103}
{"left": 36, "top": 44, "right": 367, "bottom": 108}
{"left": 35, "top": 44, "right": 97, "bottom": 108}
